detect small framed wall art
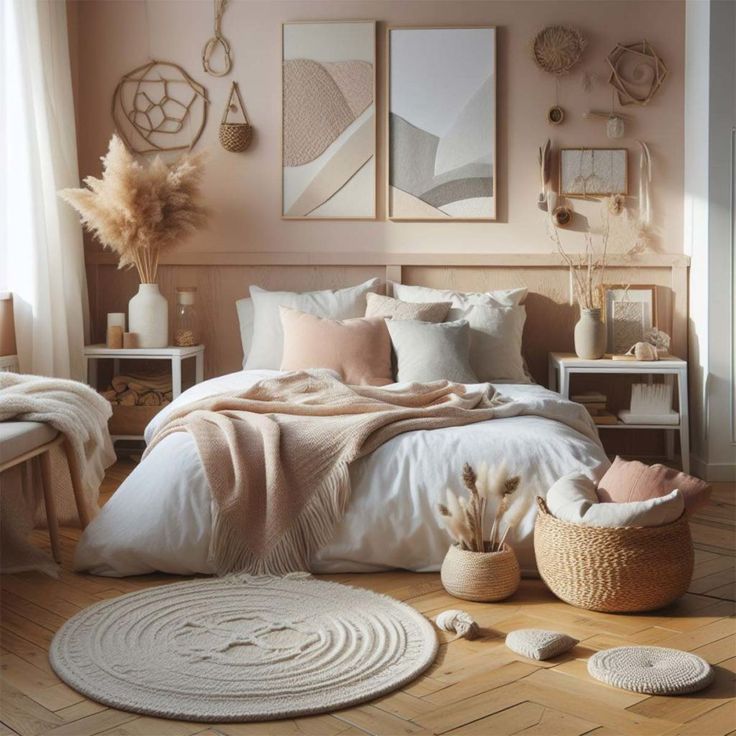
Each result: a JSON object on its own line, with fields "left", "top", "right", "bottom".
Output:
{"left": 387, "top": 26, "right": 497, "bottom": 221}
{"left": 600, "top": 284, "right": 658, "bottom": 354}
{"left": 559, "top": 148, "right": 628, "bottom": 197}
{"left": 282, "top": 20, "right": 376, "bottom": 219}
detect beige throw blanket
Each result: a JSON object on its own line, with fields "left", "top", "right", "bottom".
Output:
{"left": 146, "top": 370, "right": 514, "bottom": 575}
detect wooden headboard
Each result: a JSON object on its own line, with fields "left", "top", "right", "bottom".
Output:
{"left": 85, "top": 251, "right": 689, "bottom": 385}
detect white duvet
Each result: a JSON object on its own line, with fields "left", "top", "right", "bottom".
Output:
{"left": 74, "top": 370, "right": 609, "bottom": 577}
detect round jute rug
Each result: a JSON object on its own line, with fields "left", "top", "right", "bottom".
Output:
{"left": 49, "top": 573, "right": 437, "bottom": 722}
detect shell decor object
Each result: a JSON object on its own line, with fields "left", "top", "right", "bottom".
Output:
{"left": 532, "top": 25, "right": 587, "bottom": 76}
{"left": 434, "top": 610, "right": 480, "bottom": 640}
{"left": 626, "top": 341, "right": 659, "bottom": 361}
{"left": 607, "top": 41, "right": 668, "bottom": 106}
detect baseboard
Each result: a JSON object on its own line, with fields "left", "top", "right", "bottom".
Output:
{"left": 690, "top": 454, "right": 736, "bottom": 482}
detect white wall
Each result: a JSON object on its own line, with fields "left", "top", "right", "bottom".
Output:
{"left": 685, "top": 0, "right": 736, "bottom": 481}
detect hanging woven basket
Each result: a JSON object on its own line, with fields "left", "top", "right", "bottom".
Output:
{"left": 219, "top": 81, "right": 252, "bottom": 152}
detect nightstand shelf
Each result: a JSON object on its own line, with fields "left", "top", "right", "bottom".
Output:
{"left": 83, "top": 344, "right": 205, "bottom": 442}
{"left": 548, "top": 352, "right": 689, "bottom": 472}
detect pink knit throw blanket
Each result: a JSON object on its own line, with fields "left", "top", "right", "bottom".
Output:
{"left": 146, "top": 370, "right": 509, "bottom": 574}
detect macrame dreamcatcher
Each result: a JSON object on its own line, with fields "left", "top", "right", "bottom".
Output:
{"left": 112, "top": 60, "right": 209, "bottom": 154}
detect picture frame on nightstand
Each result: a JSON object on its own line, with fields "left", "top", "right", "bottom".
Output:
{"left": 600, "top": 284, "right": 657, "bottom": 354}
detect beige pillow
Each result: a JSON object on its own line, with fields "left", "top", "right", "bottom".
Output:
{"left": 546, "top": 473, "right": 685, "bottom": 527}
{"left": 365, "top": 293, "right": 451, "bottom": 322}
{"left": 279, "top": 307, "right": 392, "bottom": 386}
{"left": 596, "top": 456, "right": 711, "bottom": 513}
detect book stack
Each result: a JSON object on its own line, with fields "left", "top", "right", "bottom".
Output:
{"left": 571, "top": 391, "right": 618, "bottom": 426}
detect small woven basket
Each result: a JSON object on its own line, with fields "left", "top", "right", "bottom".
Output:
{"left": 534, "top": 497, "right": 693, "bottom": 613}
{"left": 441, "top": 542, "right": 521, "bottom": 602}
{"left": 219, "top": 81, "right": 252, "bottom": 153}
{"left": 219, "top": 122, "right": 252, "bottom": 152}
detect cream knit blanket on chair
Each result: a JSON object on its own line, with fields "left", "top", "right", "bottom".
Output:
{"left": 146, "top": 370, "right": 514, "bottom": 575}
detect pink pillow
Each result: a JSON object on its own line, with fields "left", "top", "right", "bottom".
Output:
{"left": 279, "top": 307, "right": 392, "bottom": 386}
{"left": 596, "top": 456, "right": 711, "bottom": 513}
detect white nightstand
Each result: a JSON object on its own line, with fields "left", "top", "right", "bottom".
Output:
{"left": 83, "top": 344, "right": 204, "bottom": 398}
{"left": 548, "top": 352, "right": 689, "bottom": 472}
{"left": 83, "top": 344, "right": 205, "bottom": 442}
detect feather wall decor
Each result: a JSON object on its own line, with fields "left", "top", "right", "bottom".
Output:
{"left": 638, "top": 140, "right": 652, "bottom": 228}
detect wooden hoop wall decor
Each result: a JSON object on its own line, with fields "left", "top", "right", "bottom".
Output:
{"left": 607, "top": 41, "right": 668, "bottom": 106}
{"left": 202, "top": 0, "right": 233, "bottom": 77}
{"left": 219, "top": 82, "right": 252, "bottom": 152}
{"left": 112, "top": 60, "right": 209, "bottom": 154}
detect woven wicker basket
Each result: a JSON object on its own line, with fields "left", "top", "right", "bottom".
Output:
{"left": 441, "top": 542, "right": 521, "bottom": 602}
{"left": 534, "top": 497, "right": 693, "bottom": 613}
{"left": 219, "top": 122, "right": 252, "bottom": 152}
{"left": 219, "top": 81, "right": 252, "bottom": 152}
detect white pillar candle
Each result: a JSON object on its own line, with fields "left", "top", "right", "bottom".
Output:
{"left": 107, "top": 312, "right": 126, "bottom": 331}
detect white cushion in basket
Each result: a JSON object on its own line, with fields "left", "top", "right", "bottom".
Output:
{"left": 546, "top": 473, "right": 684, "bottom": 528}
{"left": 239, "top": 279, "right": 381, "bottom": 369}
{"left": 506, "top": 629, "right": 578, "bottom": 661}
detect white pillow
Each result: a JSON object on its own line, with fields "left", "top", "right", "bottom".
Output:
{"left": 546, "top": 473, "right": 685, "bottom": 528}
{"left": 235, "top": 297, "right": 255, "bottom": 367}
{"left": 447, "top": 305, "right": 528, "bottom": 383}
{"left": 385, "top": 319, "right": 477, "bottom": 383}
{"left": 242, "top": 279, "right": 381, "bottom": 370}
{"left": 392, "top": 283, "right": 527, "bottom": 308}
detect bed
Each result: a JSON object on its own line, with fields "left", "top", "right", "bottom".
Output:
{"left": 74, "top": 369, "right": 609, "bottom": 577}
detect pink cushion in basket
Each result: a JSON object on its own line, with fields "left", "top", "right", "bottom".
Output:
{"left": 596, "top": 456, "right": 711, "bottom": 513}
{"left": 280, "top": 307, "right": 393, "bottom": 386}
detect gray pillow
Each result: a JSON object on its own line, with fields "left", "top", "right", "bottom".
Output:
{"left": 386, "top": 319, "right": 477, "bottom": 383}
{"left": 365, "top": 293, "right": 451, "bottom": 322}
{"left": 447, "top": 304, "right": 529, "bottom": 383}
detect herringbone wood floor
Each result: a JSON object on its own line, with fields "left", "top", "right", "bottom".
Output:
{"left": 1, "top": 462, "right": 734, "bottom": 736}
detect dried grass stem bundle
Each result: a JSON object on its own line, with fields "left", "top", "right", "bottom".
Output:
{"left": 61, "top": 135, "right": 209, "bottom": 283}
{"left": 436, "top": 463, "right": 524, "bottom": 553}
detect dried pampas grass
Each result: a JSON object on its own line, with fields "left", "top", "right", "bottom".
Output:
{"left": 436, "top": 462, "right": 524, "bottom": 553}
{"left": 60, "top": 135, "right": 209, "bottom": 283}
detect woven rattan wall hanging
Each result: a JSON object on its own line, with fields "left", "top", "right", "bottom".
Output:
{"left": 607, "top": 41, "right": 668, "bottom": 106}
{"left": 202, "top": 0, "right": 233, "bottom": 77}
{"left": 532, "top": 25, "right": 587, "bottom": 75}
{"left": 112, "top": 60, "right": 209, "bottom": 154}
{"left": 531, "top": 25, "right": 586, "bottom": 126}
{"left": 219, "top": 82, "right": 252, "bottom": 152}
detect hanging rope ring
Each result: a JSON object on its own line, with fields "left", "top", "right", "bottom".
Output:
{"left": 202, "top": 32, "right": 232, "bottom": 77}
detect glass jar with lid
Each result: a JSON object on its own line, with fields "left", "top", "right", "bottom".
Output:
{"left": 174, "top": 287, "right": 200, "bottom": 346}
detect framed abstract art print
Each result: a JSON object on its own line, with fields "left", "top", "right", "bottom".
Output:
{"left": 387, "top": 26, "right": 497, "bottom": 221}
{"left": 282, "top": 21, "right": 376, "bottom": 219}
{"left": 601, "top": 284, "right": 658, "bottom": 354}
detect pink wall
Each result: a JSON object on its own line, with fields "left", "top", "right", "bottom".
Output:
{"left": 68, "top": 0, "right": 685, "bottom": 257}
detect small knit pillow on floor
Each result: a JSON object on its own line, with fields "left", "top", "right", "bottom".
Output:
{"left": 505, "top": 629, "right": 578, "bottom": 661}
{"left": 588, "top": 647, "right": 714, "bottom": 695}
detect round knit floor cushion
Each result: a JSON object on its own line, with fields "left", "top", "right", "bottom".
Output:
{"left": 588, "top": 647, "right": 714, "bottom": 695}
{"left": 49, "top": 573, "right": 438, "bottom": 722}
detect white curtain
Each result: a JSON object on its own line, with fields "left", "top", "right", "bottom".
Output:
{"left": 0, "top": 0, "right": 88, "bottom": 380}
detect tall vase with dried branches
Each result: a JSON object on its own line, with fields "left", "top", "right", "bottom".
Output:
{"left": 61, "top": 135, "right": 209, "bottom": 347}
{"left": 548, "top": 197, "right": 648, "bottom": 359}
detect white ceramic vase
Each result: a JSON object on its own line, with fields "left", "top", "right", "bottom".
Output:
{"left": 128, "top": 283, "right": 168, "bottom": 348}
{"left": 574, "top": 308, "right": 606, "bottom": 360}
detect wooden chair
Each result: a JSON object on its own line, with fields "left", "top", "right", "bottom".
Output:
{"left": 0, "top": 422, "right": 92, "bottom": 563}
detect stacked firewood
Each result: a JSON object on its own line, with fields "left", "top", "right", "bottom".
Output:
{"left": 101, "top": 373, "right": 173, "bottom": 407}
